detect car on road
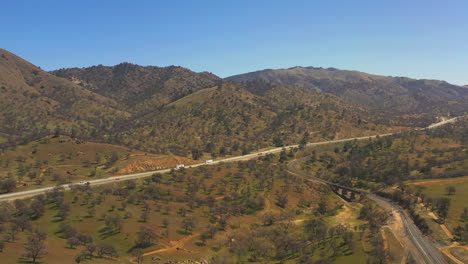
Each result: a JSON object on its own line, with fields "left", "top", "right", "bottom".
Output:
{"left": 115, "top": 178, "right": 120, "bottom": 180}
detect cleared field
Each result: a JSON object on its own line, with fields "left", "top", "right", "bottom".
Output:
{"left": 409, "top": 177, "right": 468, "bottom": 186}
{"left": 408, "top": 177, "right": 468, "bottom": 234}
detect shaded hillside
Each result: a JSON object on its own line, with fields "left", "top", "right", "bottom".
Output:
{"left": 52, "top": 64, "right": 221, "bottom": 111}
{"left": 0, "top": 49, "right": 127, "bottom": 145}
{"left": 226, "top": 66, "right": 468, "bottom": 118}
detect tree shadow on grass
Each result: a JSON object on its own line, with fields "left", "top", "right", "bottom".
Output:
{"left": 339, "top": 243, "right": 353, "bottom": 256}
{"left": 126, "top": 243, "right": 154, "bottom": 253}
{"left": 176, "top": 230, "right": 191, "bottom": 235}
{"left": 98, "top": 226, "right": 120, "bottom": 239}
{"left": 51, "top": 217, "right": 65, "bottom": 223}
{"left": 17, "top": 258, "right": 45, "bottom": 264}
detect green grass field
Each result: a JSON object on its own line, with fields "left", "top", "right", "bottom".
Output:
{"left": 409, "top": 177, "right": 468, "bottom": 233}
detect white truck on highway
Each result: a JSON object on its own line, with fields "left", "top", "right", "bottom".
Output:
{"left": 205, "top": 159, "right": 213, "bottom": 164}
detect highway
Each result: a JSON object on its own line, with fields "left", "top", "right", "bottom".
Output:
{"left": 0, "top": 116, "right": 461, "bottom": 203}
{"left": 0, "top": 116, "right": 461, "bottom": 263}
{"left": 201, "top": 115, "right": 458, "bottom": 264}
{"left": 0, "top": 133, "right": 396, "bottom": 202}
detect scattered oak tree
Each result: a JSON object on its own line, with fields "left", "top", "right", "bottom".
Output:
{"left": 23, "top": 231, "right": 47, "bottom": 264}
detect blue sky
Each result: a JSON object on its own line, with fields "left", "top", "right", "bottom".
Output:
{"left": 2, "top": 0, "right": 468, "bottom": 85}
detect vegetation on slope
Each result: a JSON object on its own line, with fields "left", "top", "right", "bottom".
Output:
{"left": 300, "top": 118, "right": 467, "bottom": 188}
{"left": 408, "top": 178, "right": 468, "bottom": 244}
{"left": 0, "top": 49, "right": 127, "bottom": 146}
{"left": 0, "top": 135, "right": 192, "bottom": 193}
{"left": 0, "top": 155, "right": 388, "bottom": 264}
{"left": 110, "top": 82, "right": 399, "bottom": 156}
{"left": 297, "top": 118, "right": 467, "bottom": 243}
{"left": 52, "top": 63, "right": 221, "bottom": 110}
{"left": 2, "top": 49, "right": 399, "bottom": 158}
{"left": 227, "top": 66, "right": 468, "bottom": 124}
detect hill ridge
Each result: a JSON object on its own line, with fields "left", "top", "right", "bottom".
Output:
{"left": 52, "top": 62, "right": 221, "bottom": 109}
{"left": 226, "top": 66, "right": 468, "bottom": 115}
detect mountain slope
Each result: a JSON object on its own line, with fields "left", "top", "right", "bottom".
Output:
{"left": 226, "top": 66, "right": 468, "bottom": 117}
{"left": 0, "top": 49, "right": 399, "bottom": 158}
{"left": 50, "top": 60, "right": 397, "bottom": 156}
{"left": 0, "top": 48, "right": 128, "bottom": 145}
{"left": 114, "top": 82, "right": 395, "bottom": 156}
{"left": 52, "top": 64, "right": 221, "bottom": 111}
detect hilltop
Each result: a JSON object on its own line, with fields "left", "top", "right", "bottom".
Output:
{"left": 226, "top": 66, "right": 468, "bottom": 117}
{"left": 0, "top": 49, "right": 466, "bottom": 264}
{"left": 52, "top": 64, "right": 221, "bottom": 112}
{"left": 46, "top": 52, "right": 397, "bottom": 155}
{"left": 0, "top": 49, "right": 127, "bottom": 145}
{"left": 0, "top": 49, "right": 461, "bottom": 158}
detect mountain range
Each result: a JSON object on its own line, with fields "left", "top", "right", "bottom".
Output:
{"left": 53, "top": 63, "right": 221, "bottom": 111}
{"left": 226, "top": 66, "right": 468, "bottom": 116}
{"left": 1, "top": 48, "right": 466, "bottom": 157}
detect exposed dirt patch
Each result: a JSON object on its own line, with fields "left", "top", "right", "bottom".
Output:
{"left": 335, "top": 204, "right": 352, "bottom": 222}
{"left": 440, "top": 245, "right": 468, "bottom": 264}
{"left": 408, "top": 177, "right": 468, "bottom": 186}
{"left": 142, "top": 232, "right": 200, "bottom": 257}
{"left": 381, "top": 229, "right": 391, "bottom": 263}
{"left": 421, "top": 203, "right": 467, "bottom": 264}
{"left": 117, "top": 156, "right": 196, "bottom": 174}
{"left": 426, "top": 210, "right": 455, "bottom": 240}
{"left": 263, "top": 196, "right": 274, "bottom": 211}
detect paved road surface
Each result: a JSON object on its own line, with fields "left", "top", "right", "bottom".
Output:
{"left": 371, "top": 194, "right": 448, "bottom": 264}
{"left": 0, "top": 116, "right": 461, "bottom": 203}
{"left": 0, "top": 134, "right": 389, "bottom": 202}
{"left": 0, "top": 116, "right": 461, "bottom": 262}
{"left": 288, "top": 158, "right": 448, "bottom": 264}
{"left": 0, "top": 133, "right": 395, "bottom": 202}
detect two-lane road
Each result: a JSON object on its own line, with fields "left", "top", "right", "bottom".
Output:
{"left": 0, "top": 116, "right": 461, "bottom": 203}
{"left": 0, "top": 116, "right": 462, "bottom": 264}
{"left": 0, "top": 134, "right": 399, "bottom": 202}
